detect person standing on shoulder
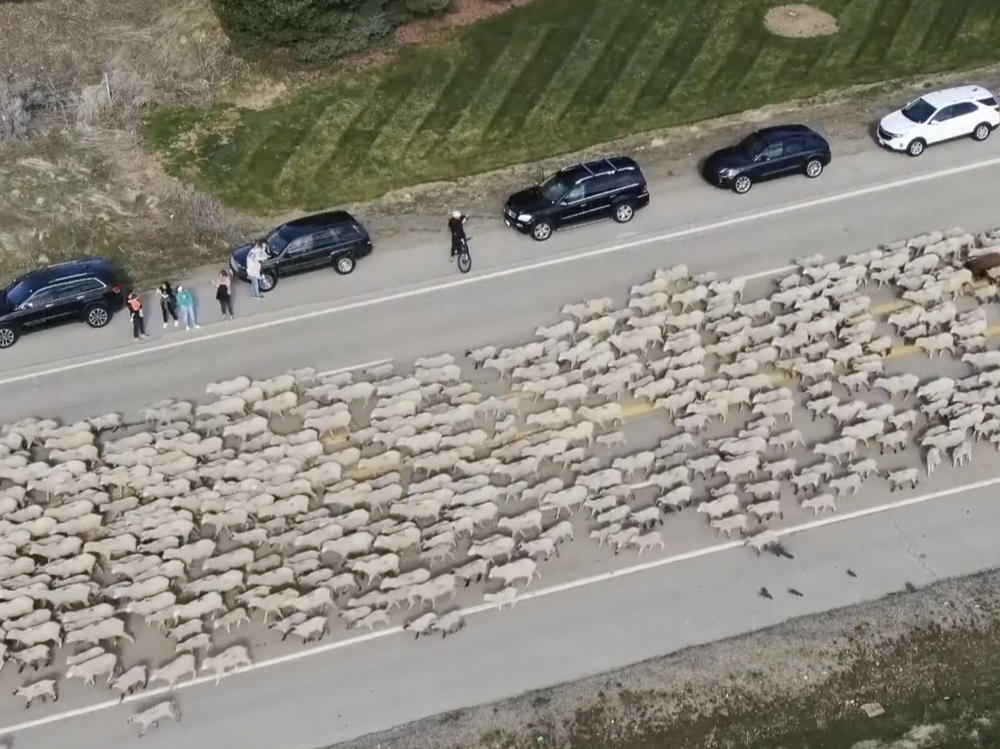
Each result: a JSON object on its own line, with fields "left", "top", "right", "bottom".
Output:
{"left": 175, "top": 285, "right": 200, "bottom": 330}
{"left": 126, "top": 291, "right": 148, "bottom": 340}
{"left": 246, "top": 241, "right": 264, "bottom": 298}
{"left": 214, "top": 269, "right": 234, "bottom": 320}
{"left": 157, "top": 282, "right": 179, "bottom": 328}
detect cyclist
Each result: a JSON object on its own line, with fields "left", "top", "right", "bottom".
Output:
{"left": 448, "top": 210, "right": 468, "bottom": 261}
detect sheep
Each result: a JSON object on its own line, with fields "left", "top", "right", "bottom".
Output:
{"left": 846, "top": 458, "right": 878, "bottom": 480}
{"left": 696, "top": 494, "right": 739, "bottom": 521}
{"left": 13, "top": 677, "right": 57, "bottom": 708}
{"left": 841, "top": 419, "right": 886, "bottom": 446}
{"left": 744, "top": 529, "right": 781, "bottom": 555}
{"left": 128, "top": 699, "right": 181, "bottom": 737}
{"left": 747, "top": 499, "right": 782, "bottom": 522}
{"left": 801, "top": 493, "right": 837, "bottom": 515}
{"left": 109, "top": 664, "right": 148, "bottom": 701}
{"left": 952, "top": 439, "right": 973, "bottom": 467}
{"left": 886, "top": 468, "right": 919, "bottom": 492}
{"left": 6, "top": 620, "right": 62, "bottom": 649}
{"left": 915, "top": 333, "right": 955, "bottom": 358}
{"left": 66, "top": 651, "right": 119, "bottom": 687}
{"left": 710, "top": 513, "right": 749, "bottom": 538}
{"left": 488, "top": 558, "right": 541, "bottom": 588}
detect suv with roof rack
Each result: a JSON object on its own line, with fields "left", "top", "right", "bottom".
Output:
{"left": 503, "top": 156, "right": 649, "bottom": 241}
{"left": 877, "top": 84, "right": 1000, "bottom": 157}
{"left": 0, "top": 258, "right": 127, "bottom": 349}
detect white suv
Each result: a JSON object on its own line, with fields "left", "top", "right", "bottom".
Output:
{"left": 877, "top": 85, "right": 999, "bottom": 157}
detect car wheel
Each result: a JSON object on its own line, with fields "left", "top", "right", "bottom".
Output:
{"left": 613, "top": 202, "right": 635, "bottom": 223}
{"left": 531, "top": 221, "right": 553, "bottom": 241}
{"left": 0, "top": 325, "right": 18, "bottom": 349}
{"left": 732, "top": 175, "right": 752, "bottom": 194}
{"left": 804, "top": 159, "right": 824, "bottom": 178}
{"left": 906, "top": 138, "right": 926, "bottom": 157}
{"left": 334, "top": 255, "right": 356, "bottom": 275}
{"left": 84, "top": 303, "right": 111, "bottom": 328}
{"left": 259, "top": 271, "right": 277, "bottom": 292}
{"left": 972, "top": 122, "right": 992, "bottom": 142}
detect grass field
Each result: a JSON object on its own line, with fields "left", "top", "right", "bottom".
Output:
{"left": 146, "top": 0, "right": 1000, "bottom": 212}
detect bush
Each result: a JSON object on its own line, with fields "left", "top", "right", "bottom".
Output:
{"left": 0, "top": 80, "right": 58, "bottom": 142}
{"left": 210, "top": 0, "right": 450, "bottom": 62}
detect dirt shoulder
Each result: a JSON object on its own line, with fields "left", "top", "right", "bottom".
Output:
{"left": 333, "top": 567, "right": 1000, "bottom": 749}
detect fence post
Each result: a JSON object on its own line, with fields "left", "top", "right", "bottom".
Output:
{"left": 103, "top": 72, "right": 112, "bottom": 103}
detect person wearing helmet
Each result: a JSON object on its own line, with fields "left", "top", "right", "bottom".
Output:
{"left": 448, "top": 210, "right": 468, "bottom": 260}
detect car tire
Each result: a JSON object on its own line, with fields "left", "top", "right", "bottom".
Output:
{"left": 732, "top": 175, "right": 752, "bottom": 194}
{"left": 531, "top": 221, "right": 553, "bottom": 241}
{"left": 612, "top": 202, "right": 635, "bottom": 223}
{"left": 972, "top": 122, "right": 992, "bottom": 142}
{"left": 804, "top": 159, "right": 824, "bottom": 178}
{"left": 0, "top": 325, "right": 18, "bottom": 349}
{"left": 334, "top": 255, "right": 356, "bottom": 275}
{"left": 259, "top": 270, "right": 277, "bottom": 292}
{"left": 906, "top": 138, "right": 926, "bottom": 157}
{"left": 84, "top": 303, "right": 111, "bottom": 329}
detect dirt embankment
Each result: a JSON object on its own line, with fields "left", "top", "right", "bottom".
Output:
{"left": 334, "top": 568, "right": 1000, "bottom": 749}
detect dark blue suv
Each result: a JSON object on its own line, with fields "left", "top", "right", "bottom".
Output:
{"left": 0, "top": 258, "right": 127, "bottom": 348}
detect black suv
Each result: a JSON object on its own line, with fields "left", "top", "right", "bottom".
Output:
{"left": 230, "top": 210, "right": 373, "bottom": 292}
{"left": 0, "top": 258, "right": 127, "bottom": 348}
{"left": 503, "top": 156, "right": 649, "bottom": 241}
{"left": 702, "top": 125, "right": 832, "bottom": 195}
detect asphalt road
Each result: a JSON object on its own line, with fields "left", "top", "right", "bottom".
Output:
{"left": 3, "top": 133, "right": 1000, "bottom": 746}
{"left": 2, "top": 135, "right": 1000, "bottom": 422}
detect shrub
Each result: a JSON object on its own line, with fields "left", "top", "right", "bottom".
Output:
{"left": 210, "top": 0, "right": 450, "bottom": 62}
{"left": 0, "top": 80, "right": 58, "bottom": 142}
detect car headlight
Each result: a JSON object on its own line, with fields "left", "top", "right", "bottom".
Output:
{"left": 517, "top": 213, "right": 533, "bottom": 223}
{"left": 719, "top": 167, "right": 738, "bottom": 179}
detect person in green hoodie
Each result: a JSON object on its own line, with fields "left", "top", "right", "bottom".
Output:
{"left": 175, "top": 285, "right": 200, "bottom": 330}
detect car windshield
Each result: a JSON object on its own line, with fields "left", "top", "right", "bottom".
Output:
{"left": 1, "top": 279, "right": 32, "bottom": 308}
{"left": 264, "top": 226, "right": 299, "bottom": 255}
{"left": 902, "top": 98, "right": 935, "bottom": 124}
{"left": 738, "top": 133, "right": 764, "bottom": 158}
{"left": 539, "top": 173, "right": 573, "bottom": 203}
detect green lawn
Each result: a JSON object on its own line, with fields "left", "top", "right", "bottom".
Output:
{"left": 146, "top": 0, "right": 1000, "bottom": 212}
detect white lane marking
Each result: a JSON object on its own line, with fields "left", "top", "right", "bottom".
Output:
{"left": 3, "top": 154, "right": 998, "bottom": 387}
{"left": 314, "top": 358, "right": 393, "bottom": 378}
{"left": 3, "top": 474, "right": 996, "bottom": 736}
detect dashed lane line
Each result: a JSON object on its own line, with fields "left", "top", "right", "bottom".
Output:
{"left": 3, "top": 474, "right": 998, "bottom": 737}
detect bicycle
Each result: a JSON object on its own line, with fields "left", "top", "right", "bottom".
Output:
{"left": 454, "top": 236, "right": 472, "bottom": 274}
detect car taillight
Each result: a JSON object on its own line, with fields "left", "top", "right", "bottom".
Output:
{"left": 111, "top": 284, "right": 122, "bottom": 294}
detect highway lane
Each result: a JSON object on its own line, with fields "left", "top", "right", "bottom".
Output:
{"left": 4, "top": 476, "right": 999, "bottom": 749}
{"left": 3, "top": 142, "right": 1000, "bottom": 421}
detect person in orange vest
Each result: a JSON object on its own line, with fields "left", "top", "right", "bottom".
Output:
{"left": 126, "top": 291, "right": 148, "bottom": 340}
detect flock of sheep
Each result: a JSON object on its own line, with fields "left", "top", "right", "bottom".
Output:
{"left": 1, "top": 224, "right": 1000, "bottom": 737}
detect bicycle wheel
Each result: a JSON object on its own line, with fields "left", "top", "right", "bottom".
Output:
{"left": 457, "top": 251, "right": 472, "bottom": 274}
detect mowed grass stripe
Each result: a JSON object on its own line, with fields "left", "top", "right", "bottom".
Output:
{"left": 850, "top": 0, "right": 913, "bottom": 69}
{"left": 707, "top": 4, "right": 772, "bottom": 96}
{"left": 602, "top": 0, "right": 702, "bottom": 124}
{"left": 737, "top": 43, "right": 792, "bottom": 107}
{"left": 630, "top": 0, "right": 717, "bottom": 115}
{"left": 485, "top": 22, "right": 594, "bottom": 138}
{"left": 884, "top": 0, "right": 945, "bottom": 63}
{"left": 278, "top": 87, "right": 373, "bottom": 196}
{"left": 920, "top": 0, "right": 975, "bottom": 52}
{"left": 322, "top": 66, "right": 425, "bottom": 177}
{"left": 370, "top": 56, "right": 456, "bottom": 163}
{"left": 519, "top": 0, "right": 617, "bottom": 131}
{"left": 956, "top": 0, "right": 1000, "bottom": 47}
{"left": 814, "top": 0, "right": 882, "bottom": 75}
{"left": 556, "top": 0, "right": 655, "bottom": 125}
{"left": 443, "top": 27, "right": 544, "bottom": 151}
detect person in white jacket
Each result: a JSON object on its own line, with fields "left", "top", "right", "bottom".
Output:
{"left": 246, "top": 242, "right": 264, "bottom": 298}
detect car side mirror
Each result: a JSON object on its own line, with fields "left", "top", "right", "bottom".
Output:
{"left": 21, "top": 303, "right": 32, "bottom": 309}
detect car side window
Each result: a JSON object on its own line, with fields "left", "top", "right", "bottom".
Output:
{"left": 931, "top": 105, "right": 954, "bottom": 123}
{"left": 331, "top": 223, "right": 362, "bottom": 243}
{"left": 758, "top": 143, "right": 783, "bottom": 160}
{"left": 610, "top": 170, "right": 639, "bottom": 191}
{"left": 562, "top": 183, "right": 586, "bottom": 203}
{"left": 584, "top": 175, "right": 614, "bottom": 198}
{"left": 284, "top": 235, "right": 313, "bottom": 256}
{"left": 783, "top": 138, "right": 804, "bottom": 155}
{"left": 978, "top": 96, "right": 998, "bottom": 107}
{"left": 59, "top": 279, "right": 103, "bottom": 297}
{"left": 24, "top": 286, "right": 59, "bottom": 306}
{"left": 951, "top": 102, "right": 978, "bottom": 117}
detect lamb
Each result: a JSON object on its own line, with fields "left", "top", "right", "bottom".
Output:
{"left": 488, "top": 558, "right": 541, "bottom": 588}
{"left": 801, "top": 492, "right": 837, "bottom": 514}
{"left": 66, "top": 651, "right": 119, "bottom": 687}
{"left": 13, "top": 677, "right": 57, "bottom": 708}
{"left": 109, "top": 664, "right": 148, "bottom": 700}
{"left": 886, "top": 468, "right": 919, "bottom": 492}
{"left": 128, "top": 699, "right": 181, "bottom": 737}
{"left": 710, "top": 513, "right": 749, "bottom": 538}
